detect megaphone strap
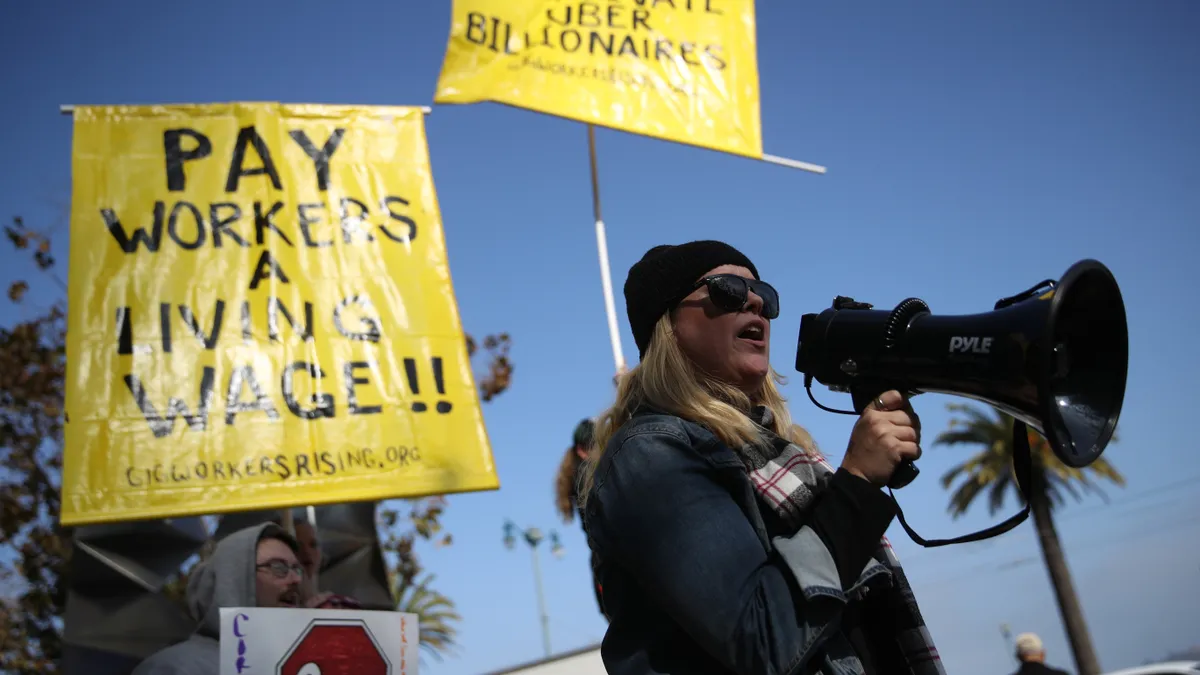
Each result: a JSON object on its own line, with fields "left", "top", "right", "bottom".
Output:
{"left": 889, "top": 420, "right": 1034, "bottom": 548}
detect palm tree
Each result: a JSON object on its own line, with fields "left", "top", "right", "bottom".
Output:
{"left": 394, "top": 573, "right": 462, "bottom": 664}
{"left": 935, "top": 403, "right": 1125, "bottom": 675}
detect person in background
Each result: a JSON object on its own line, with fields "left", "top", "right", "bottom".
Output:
{"left": 555, "top": 418, "right": 596, "bottom": 525}
{"left": 1011, "top": 633, "right": 1071, "bottom": 675}
{"left": 132, "top": 523, "right": 304, "bottom": 675}
{"left": 285, "top": 515, "right": 362, "bottom": 610}
{"left": 291, "top": 516, "right": 323, "bottom": 597}
{"left": 578, "top": 240, "right": 942, "bottom": 674}
{"left": 554, "top": 418, "right": 606, "bottom": 618}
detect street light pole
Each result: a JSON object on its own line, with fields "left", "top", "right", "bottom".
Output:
{"left": 529, "top": 540, "right": 551, "bottom": 658}
{"left": 504, "top": 520, "right": 565, "bottom": 659}
{"left": 1000, "top": 623, "right": 1016, "bottom": 663}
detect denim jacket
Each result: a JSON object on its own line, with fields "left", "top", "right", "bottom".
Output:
{"left": 582, "top": 412, "right": 898, "bottom": 675}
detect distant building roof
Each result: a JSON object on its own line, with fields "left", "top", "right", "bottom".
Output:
{"left": 481, "top": 643, "right": 604, "bottom": 675}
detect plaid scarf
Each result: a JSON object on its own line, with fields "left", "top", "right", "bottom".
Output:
{"left": 738, "top": 407, "right": 946, "bottom": 675}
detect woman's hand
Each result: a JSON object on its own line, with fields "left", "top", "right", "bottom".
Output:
{"left": 841, "top": 389, "right": 922, "bottom": 487}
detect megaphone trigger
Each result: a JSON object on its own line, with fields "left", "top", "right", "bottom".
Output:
{"left": 892, "top": 390, "right": 926, "bottom": 489}
{"left": 849, "top": 387, "right": 922, "bottom": 490}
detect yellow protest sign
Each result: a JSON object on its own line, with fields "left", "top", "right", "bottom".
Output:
{"left": 61, "top": 103, "right": 499, "bottom": 526}
{"left": 433, "top": 0, "right": 763, "bottom": 159}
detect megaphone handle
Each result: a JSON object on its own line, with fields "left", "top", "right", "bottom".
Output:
{"left": 850, "top": 387, "right": 921, "bottom": 490}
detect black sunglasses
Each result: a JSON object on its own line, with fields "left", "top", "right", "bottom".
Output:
{"left": 687, "top": 274, "right": 780, "bottom": 320}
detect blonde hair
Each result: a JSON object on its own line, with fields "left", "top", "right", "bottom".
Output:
{"left": 577, "top": 315, "right": 818, "bottom": 510}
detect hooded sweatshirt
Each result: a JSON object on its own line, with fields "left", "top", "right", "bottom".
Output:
{"left": 133, "top": 522, "right": 296, "bottom": 675}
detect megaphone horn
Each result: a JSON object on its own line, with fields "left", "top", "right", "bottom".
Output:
{"left": 795, "top": 259, "right": 1128, "bottom": 490}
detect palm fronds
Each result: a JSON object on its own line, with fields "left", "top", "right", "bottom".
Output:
{"left": 935, "top": 404, "right": 1124, "bottom": 519}
{"left": 394, "top": 573, "right": 461, "bottom": 663}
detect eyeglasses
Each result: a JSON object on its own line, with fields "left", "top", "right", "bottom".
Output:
{"left": 687, "top": 274, "right": 780, "bottom": 320}
{"left": 256, "top": 559, "right": 305, "bottom": 579}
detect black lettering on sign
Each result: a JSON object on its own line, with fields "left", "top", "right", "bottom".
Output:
{"left": 103, "top": 198, "right": 420, "bottom": 253}
{"left": 561, "top": 28, "right": 582, "bottom": 52}
{"left": 466, "top": 12, "right": 487, "bottom": 46}
{"left": 117, "top": 298, "right": 322, "bottom": 354}
{"left": 210, "top": 203, "right": 249, "bottom": 248}
{"left": 317, "top": 451, "right": 337, "bottom": 475}
{"left": 578, "top": 2, "right": 600, "bottom": 27}
{"left": 403, "top": 357, "right": 453, "bottom": 414}
{"left": 240, "top": 301, "right": 254, "bottom": 342}
{"left": 282, "top": 361, "right": 335, "bottom": 419}
{"left": 403, "top": 358, "right": 425, "bottom": 412}
{"left": 254, "top": 201, "right": 293, "bottom": 246}
{"left": 489, "top": 16, "right": 506, "bottom": 52}
{"left": 225, "top": 126, "right": 283, "bottom": 193}
{"left": 704, "top": 44, "right": 727, "bottom": 70}
{"left": 339, "top": 197, "right": 375, "bottom": 244}
{"left": 379, "top": 196, "right": 418, "bottom": 243}
{"left": 333, "top": 295, "right": 381, "bottom": 342}
{"left": 385, "top": 445, "right": 422, "bottom": 466}
{"left": 344, "top": 361, "right": 382, "bottom": 415}
{"left": 166, "top": 124, "right": 350, "bottom": 197}
{"left": 167, "top": 201, "right": 206, "bottom": 250}
{"left": 249, "top": 251, "right": 290, "bottom": 291}
{"left": 178, "top": 301, "right": 224, "bottom": 350}
{"left": 287, "top": 129, "right": 345, "bottom": 192}
{"left": 121, "top": 444, "right": 430, "bottom": 487}
{"left": 297, "top": 203, "right": 332, "bottom": 248}
{"left": 102, "top": 202, "right": 165, "bottom": 254}
{"left": 224, "top": 365, "right": 281, "bottom": 425}
{"left": 546, "top": 6, "right": 569, "bottom": 26}
{"left": 295, "top": 452, "right": 313, "bottom": 477}
{"left": 465, "top": 4, "right": 728, "bottom": 73}
{"left": 159, "top": 303, "right": 173, "bottom": 354}
{"left": 163, "top": 129, "right": 213, "bottom": 192}
{"left": 116, "top": 306, "right": 145, "bottom": 356}
{"left": 267, "top": 297, "right": 313, "bottom": 342}
{"left": 124, "top": 368, "right": 216, "bottom": 438}
{"left": 117, "top": 307, "right": 132, "bottom": 355}
{"left": 274, "top": 455, "right": 291, "bottom": 480}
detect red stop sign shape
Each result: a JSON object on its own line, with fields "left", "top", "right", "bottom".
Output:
{"left": 277, "top": 619, "right": 391, "bottom": 675}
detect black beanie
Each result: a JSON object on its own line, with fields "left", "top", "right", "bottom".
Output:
{"left": 624, "top": 240, "right": 760, "bottom": 359}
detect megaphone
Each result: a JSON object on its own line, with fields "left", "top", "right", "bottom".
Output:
{"left": 795, "top": 259, "right": 1128, "bottom": 492}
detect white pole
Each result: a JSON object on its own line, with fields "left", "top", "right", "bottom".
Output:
{"left": 530, "top": 544, "right": 552, "bottom": 658}
{"left": 760, "top": 153, "right": 828, "bottom": 174}
{"left": 587, "top": 124, "right": 626, "bottom": 375}
{"left": 595, "top": 218, "right": 625, "bottom": 373}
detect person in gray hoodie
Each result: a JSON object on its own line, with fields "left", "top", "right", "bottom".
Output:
{"left": 132, "top": 522, "right": 304, "bottom": 675}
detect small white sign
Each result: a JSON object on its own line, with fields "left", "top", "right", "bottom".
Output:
{"left": 219, "top": 607, "right": 419, "bottom": 675}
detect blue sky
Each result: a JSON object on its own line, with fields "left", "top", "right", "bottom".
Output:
{"left": 2, "top": 1, "right": 1199, "bottom": 673}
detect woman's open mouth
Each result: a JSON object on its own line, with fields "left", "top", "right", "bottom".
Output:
{"left": 737, "top": 321, "right": 766, "bottom": 346}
